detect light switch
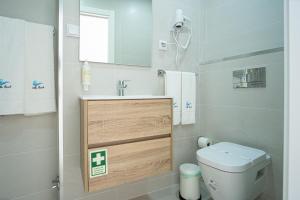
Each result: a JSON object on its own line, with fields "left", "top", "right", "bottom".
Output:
{"left": 66, "top": 24, "right": 80, "bottom": 37}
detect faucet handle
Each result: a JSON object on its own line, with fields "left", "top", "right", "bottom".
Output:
{"left": 120, "top": 80, "right": 131, "bottom": 87}
{"left": 118, "top": 80, "right": 131, "bottom": 96}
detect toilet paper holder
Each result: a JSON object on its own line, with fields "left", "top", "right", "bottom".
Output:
{"left": 198, "top": 137, "right": 213, "bottom": 148}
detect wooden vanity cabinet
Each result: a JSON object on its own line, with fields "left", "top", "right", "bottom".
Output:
{"left": 80, "top": 98, "right": 173, "bottom": 192}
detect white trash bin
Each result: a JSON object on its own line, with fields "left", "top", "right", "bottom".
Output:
{"left": 179, "top": 163, "right": 201, "bottom": 200}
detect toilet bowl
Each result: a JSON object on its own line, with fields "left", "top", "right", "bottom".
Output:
{"left": 196, "top": 142, "right": 271, "bottom": 200}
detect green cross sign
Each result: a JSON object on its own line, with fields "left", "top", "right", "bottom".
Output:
{"left": 89, "top": 149, "right": 108, "bottom": 178}
{"left": 92, "top": 152, "right": 105, "bottom": 166}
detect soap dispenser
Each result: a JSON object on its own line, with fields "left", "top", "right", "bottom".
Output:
{"left": 81, "top": 61, "right": 91, "bottom": 91}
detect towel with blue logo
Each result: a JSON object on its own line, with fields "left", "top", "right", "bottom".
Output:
{"left": 24, "top": 21, "right": 56, "bottom": 115}
{"left": 181, "top": 72, "right": 196, "bottom": 124}
{"left": 0, "top": 16, "right": 25, "bottom": 115}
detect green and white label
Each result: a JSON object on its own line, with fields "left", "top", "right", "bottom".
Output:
{"left": 89, "top": 149, "right": 108, "bottom": 178}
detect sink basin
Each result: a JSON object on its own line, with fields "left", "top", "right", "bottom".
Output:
{"left": 80, "top": 95, "right": 172, "bottom": 100}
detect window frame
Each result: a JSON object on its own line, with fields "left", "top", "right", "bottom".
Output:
{"left": 80, "top": 6, "right": 115, "bottom": 63}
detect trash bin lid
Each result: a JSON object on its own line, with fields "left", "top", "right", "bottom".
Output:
{"left": 180, "top": 163, "right": 201, "bottom": 177}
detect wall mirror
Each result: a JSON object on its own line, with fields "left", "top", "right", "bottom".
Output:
{"left": 80, "top": 0, "right": 152, "bottom": 67}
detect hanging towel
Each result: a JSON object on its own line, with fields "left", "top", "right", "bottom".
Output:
{"left": 24, "top": 21, "right": 56, "bottom": 115}
{"left": 165, "top": 71, "right": 181, "bottom": 125}
{"left": 181, "top": 72, "right": 196, "bottom": 125}
{"left": 0, "top": 16, "right": 25, "bottom": 115}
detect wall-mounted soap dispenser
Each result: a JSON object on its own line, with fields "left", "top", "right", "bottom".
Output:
{"left": 81, "top": 61, "right": 91, "bottom": 91}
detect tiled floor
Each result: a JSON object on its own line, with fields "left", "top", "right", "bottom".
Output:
{"left": 130, "top": 184, "right": 211, "bottom": 200}
{"left": 129, "top": 183, "right": 272, "bottom": 200}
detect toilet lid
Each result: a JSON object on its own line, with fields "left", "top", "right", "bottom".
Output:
{"left": 196, "top": 142, "right": 267, "bottom": 173}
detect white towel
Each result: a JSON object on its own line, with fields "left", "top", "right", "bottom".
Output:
{"left": 165, "top": 71, "right": 181, "bottom": 125}
{"left": 0, "top": 16, "right": 25, "bottom": 115}
{"left": 24, "top": 22, "right": 56, "bottom": 115}
{"left": 181, "top": 72, "right": 196, "bottom": 125}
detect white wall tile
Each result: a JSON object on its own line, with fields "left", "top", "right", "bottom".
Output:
{"left": 0, "top": 114, "right": 57, "bottom": 157}
{"left": 0, "top": 148, "right": 58, "bottom": 199}
{"left": 199, "top": 52, "right": 284, "bottom": 110}
{"left": 200, "top": 0, "right": 284, "bottom": 62}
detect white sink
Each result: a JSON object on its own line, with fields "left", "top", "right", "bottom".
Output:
{"left": 80, "top": 95, "right": 172, "bottom": 100}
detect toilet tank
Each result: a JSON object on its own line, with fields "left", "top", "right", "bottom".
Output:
{"left": 197, "top": 142, "right": 271, "bottom": 200}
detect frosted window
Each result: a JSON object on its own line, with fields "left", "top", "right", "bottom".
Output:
{"left": 80, "top": 14, "right": 109, "bottom": 63}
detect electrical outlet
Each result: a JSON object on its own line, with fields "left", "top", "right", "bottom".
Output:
{"left": 158, "top": 40, "right": 168, "bottom": 51}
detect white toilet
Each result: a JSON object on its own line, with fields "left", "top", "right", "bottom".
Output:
{"left": 196, "top": 142, "right": 271, "bottom": 200}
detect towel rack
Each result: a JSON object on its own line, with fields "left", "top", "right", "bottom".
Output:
{"left": 157, "top": 69, "right": 198, "bottom": 77}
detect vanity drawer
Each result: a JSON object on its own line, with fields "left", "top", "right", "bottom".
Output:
{"left": 87, "top": 99, "right": 172, "bottom": 147}
{"left": 87, "top": 137, "right": 172, "bottom": 192}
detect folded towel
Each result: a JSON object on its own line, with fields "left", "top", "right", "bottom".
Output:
{"left": 24, "top": 21, "right": 56, "bottom": 115}
{"left": 0, "top": 16, "right": 25, "bottom": 115}
{"left": 181, "top": 72, "right": 196, "bottom": 125}
{"left": 165, "top": 71, "right": 182, "bottom": 125}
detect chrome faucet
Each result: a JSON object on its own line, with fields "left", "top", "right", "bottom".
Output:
{"left": 118, "top": 80, "right": 130, "bottom": 96}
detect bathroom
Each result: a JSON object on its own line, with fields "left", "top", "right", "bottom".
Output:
{"left": 0, "top": 0, "right": 299, "bottom": 199}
